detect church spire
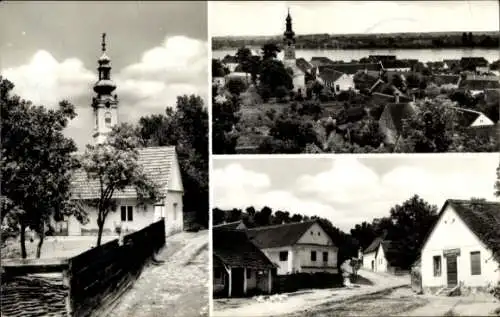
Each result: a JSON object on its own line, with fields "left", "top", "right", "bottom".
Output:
{"left": 284, "top": 7, "right": 295, "bottom": 44}
{"left": 92, "top": 33, "right": 119, "bottom": 144}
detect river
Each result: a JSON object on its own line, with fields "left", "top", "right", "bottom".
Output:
{"left": 212, "top": 47, "right": 499, "bottom": 63}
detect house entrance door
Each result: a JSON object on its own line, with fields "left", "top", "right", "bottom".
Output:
{"left": 446, "top": 255, "right": 458, "bottom": 287}
{"left": 231, "top": 268, "right": 245, "bottom": 297}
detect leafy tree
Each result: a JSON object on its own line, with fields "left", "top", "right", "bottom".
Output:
{"left": 81, "top": 124, "right": 162, "bottom": 246}
{"left": 226, "top": 77, "right": 248, "bottom": 95}
{"left": 350, "top": 221, "right": 377, "bottom": 251}
{"left": 212, "top": 93, "right": 240, "bottom": 154}
{"left": 398, "top": 101, "right": 454, "bottom": 152}
{"left": 350, "top": 118, "right": 385, "bottom": 148}
{"left": 495, "top": 163, "right": 500, "bottom": 198}
{"left": 212, "top": 208, "right": 225, "bottom": 226}
{"left": 261, "top": 43, "right": 281, "bottom": 60}
{"left": 236, "top": 46, "right": 253, "bottom": 74}
{"left": 259, "top": 59, "right": 293, "bottom": 94}
{"left": 212, "top": 59, "right": 228, "bottom": 78}
{"left": 137, "top": 95, "right": 209, "bottom": 228}
{"left": 275, "top": 85, "right": 289, "bottom": 103}
{"left": 1, "top": 77, "right": 87, "bottom": 258}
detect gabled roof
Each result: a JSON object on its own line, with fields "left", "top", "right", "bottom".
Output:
{"left": 71, "top": 146, "right": 177, "bottom": 200}
{"left": 247, "top": 220, "right": 333, "bottom": 249}
{"left": 421, "top": 199, "right": 500, "bottom": 262}
{"left": 213, "top": 228, "right": 276, "bottom": 269}
{"left": 378, "top": 102, "right": 416, "bottom": 133}
{"left": 364, "top": 236, "right": 383, "bottom": 253}
{"left": 382, "top": 60, "right": 411, "bottom": 69}
{"left": 296, "top": 58, "right": 313, "bottom": 74}
{"left": 310, "top": 56, "right": 335, "bottom": 66}
{"left": 460, "top": 57, "right": 489, "bottom": 67}
{"left": 319, "top": 68, "right": 345, "bottom": 83}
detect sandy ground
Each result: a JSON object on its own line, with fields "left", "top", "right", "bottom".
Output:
{"left": 107, "top": 231, "right": 209, "bottom": 317}
{"left": 213, "top": 269, "right": 409, "bottom": 317}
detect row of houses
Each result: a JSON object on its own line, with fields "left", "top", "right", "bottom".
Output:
{"left": 213, "top": 220, "right": 339, "bottom": 297}
{"left": 362, "top": 199, "right": 500, "bottom": 295}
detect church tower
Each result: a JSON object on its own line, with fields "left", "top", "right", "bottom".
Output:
{"left": 92, "top": 33, "right": 119, "bottom": 144}
{"left": 283, "top": 8, "right": 296, "bottom": 69}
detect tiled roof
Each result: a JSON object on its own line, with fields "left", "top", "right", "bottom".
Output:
{"left": 379, "top": 102, "right": 416, "bottom": 133}
{"left": 322, "top": 63, "right": 382, "bottom": 75}
{"left": 310, "top": 56, "right": 335, "bottom": 67}
{"left": 434, "top": 75, "right": 461, "bottom": 86}
{"left": 382, "top": 60, "right": 411, "bottom": 69}
{"left": 460, "top": 57, "right": 489, "bottom": 67}
{"left": 213, "top": 220, "right": 246, "bottom": 230}
{"left": 71, "top": 146, "right": 177, "bottom": 200}
{"left": 364, "top": 236, "right": 383, "bottom": 253}
{"left": 247, "top": 220, "right": 328, "bottom": 249}
{"left": 319, "top": 68, "right": 345, "bottom": 83}
{"left": 213, "top": 228, "right": 276, "bottom": 269}
{"left": 296, "top": 58, "right": 313, "bottom": 74}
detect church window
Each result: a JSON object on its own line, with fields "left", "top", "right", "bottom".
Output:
{"left": 105, "top": 112, "right": 112, "bottom": 127}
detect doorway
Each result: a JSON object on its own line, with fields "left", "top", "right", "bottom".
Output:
{"left": 446, "top": 255, "right": 458, "bottom": 287}
{"left": 231, "top": 268, "right": 245, "bottom": 297}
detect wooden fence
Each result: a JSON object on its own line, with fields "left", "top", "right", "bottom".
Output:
{"left": 66, "top": 218, "right": 165, "bottom": 317}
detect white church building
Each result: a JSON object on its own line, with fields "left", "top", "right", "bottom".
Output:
{"left": 59, "top": 34, "right": 184, "bottom": 237}
{"left": 281, "top": 9, "right": 306, "bottom": 97}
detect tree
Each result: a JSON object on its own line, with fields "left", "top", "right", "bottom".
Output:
{"left": 212, "top": 93, "right": 240, "bottom": 154}
{"left": 495, "top": 162, "right": 500, "bottom": 198}
{"left": 226, "top": 77, "right": 248, "bottom": 95}
{"left": 387, "top": 195, "right": 438, "bottom": 269}
{"left": 259, "top": 59, "right": 293, "bottom": 94}
{"left": 398, "top": 101, "right": 454, "bottom": 152}
{"left": 81, "top": 124, "right": 162, "bottom": 246}
{"left": 1, "top": 77, "right": 87, "bottom": 258}
{"left": 236, "top": 46, "right": 253, "bottom": 74}
{"left": 261, "top": 43, "right": 281, "bottom": 60}
{"left": 349, "top": 118, "right": 385, "bottom": 148}
{"left": 137, "top": 95, "right": 209, "bottom": 228}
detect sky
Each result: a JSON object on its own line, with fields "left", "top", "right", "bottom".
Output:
{"left": 213, "top": 154, "right": 500, "bottom": 232}
{"left": 210, "top": 1, "right": 500, "bottom": 37}
{"left": 1, "top": 1, "right": 208, "bottom": 150}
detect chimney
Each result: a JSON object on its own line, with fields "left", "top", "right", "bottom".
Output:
{"left": 394, "top": 92, "right": 400, "bottom": 103}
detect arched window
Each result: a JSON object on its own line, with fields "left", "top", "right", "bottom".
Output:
{"left": 105, "top": 112, "right": 112, "bottom": 127}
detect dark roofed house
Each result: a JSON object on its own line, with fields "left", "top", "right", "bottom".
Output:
{"left": 459, "top": 77, "right": 500, "bottom": 94}
{"left": 247, "top": 220, "right": 339, "bottom": 275}
{"left": 420, "top": 199, "right": 500, "bottom": 295}
{"left": 460, "top": 57, "right": 489, "bottom": 71}
{"left": 213, "top": 228, "right": 276, "bottom": 297}
{"left": 317, "top": 68, "right": 355, "bottom": 93}
{"left": 310, "top": 56, "right": 335, "bottom": 67}
{"left": 213, "top": 220, "right": 247, "bottom": 231}
{"left": 382, "top": 60, "right": 412, "bottom": 71}
{"left": 296, "top": 57, "right": 313, "bottom": 74}
{"left": 378, "top": 102, "right": 417, "bottom": 145}
{"left": 68, "top": 146, "right": 184, "bottom": 237}
{"left": 362, "top": 237, "right": 405, "bottom": 273}
{"left": 322, "top": 63, "right": 382, "bottom": 75}
{"left": 369, "top": 55, "right": 397, "bottom": 63}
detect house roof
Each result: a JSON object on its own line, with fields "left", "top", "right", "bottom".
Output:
{"left": 222, "top": 55, "right": 238, "bottom": 64}
{"left": 322, "top": 63, "right": 382, "bottom": 75}
{"left": 364, "top": 236, "right": 383, "bottom": 253}
{"left": 310, "top": 56, "right": 335, "bottom": 66}
{"left": 443, "top": 59, "right": 460, "bottom": 66}
{"left": 213, "top": 228, "right": 276, "bottom": 269}
{"left": 213, "top": 220, "right": 246, "bottom": 230}
{"left": 460, "top": 57, "right": 489, "bottom": 67}
{"left": 382, "top": 60, "right": 411, "bottom": 69}
{"left": 455, "top": 109, "right": 482, "bottom": 127}
{"left": 71, "top": 146, "right": 177, "bottom": 200}
{"left": 247, "top": 220, "right": 331, "bottom": 249}
{"left": 319, "top": 68, "right": 345, "bottom": 83}
{"left": 296, "top": 58, "right": 313, "bottom": 74}
{"left": 421, "top": 199, "right": 500, "bottom": 262}
{"left": 460, "top": 79, "right": 500, "bottom": 91}
{"left": 378, "top": 102, "right": 416, "bottom": 133}
{"left": 434, "top": 75, "right": 461, "bottom": 86}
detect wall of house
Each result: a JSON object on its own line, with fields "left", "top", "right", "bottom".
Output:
{"left": 470, "top": 114, "right": 494, "bottom": 127}
{"left": 375, "top": 244, "right": 388, "bottom": 273}
{"left": 333, "top": 74, "right": 355, "bottom": 93}
{"left": 421, "top": 204, "right": 500, "bottom": 292}
{"left": 363, "top": 251, "right": 376, "bottom": 270}
{"left": 246, "top": 268, "right": 257, "bottom": 290}
{"left": 68, "top": 198, "right": 155, "bottom": 235}
{"left": 292, "top": 73, "right": 305, "bottom": 95}
{"left": 262, "top": 247, "right": 293, "bottom": 275}
{"left": 165, "top": 191, "right": 183, "bottom": 236}
{"left": 293, "top": 223, "right": 338, "bottom": 273}
{"left": 213, "top": 267, "right": 226, "bottom": 293}
{"left": 256, "top": 270, "right": 271, "bottom": 293}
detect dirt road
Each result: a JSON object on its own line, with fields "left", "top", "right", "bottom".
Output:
{"left": 213, "top": 269, "right": 410, "bottom": 317}
{"left": 107, "top": 231, "right": 209, "bottom": 317}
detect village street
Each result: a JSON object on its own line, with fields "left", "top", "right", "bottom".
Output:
{"left": 107, "top": 231, "right": 209, "bottom": 317}
{"left": 213, "top": 270, "right": 409, "bottom": 317}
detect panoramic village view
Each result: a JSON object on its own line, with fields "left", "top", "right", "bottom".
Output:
{"left": 212, "top": 155, "right": 500, "bottom": 316}
{"left": 211, "top": 1, "right": 500, "bottom": 154}
{"left": 1, "top": 2, "right": 208, "bottom": 317}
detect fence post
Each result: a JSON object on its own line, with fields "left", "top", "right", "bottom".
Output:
{"left": 62, "top": 261, "right": 73, "bottom": 317}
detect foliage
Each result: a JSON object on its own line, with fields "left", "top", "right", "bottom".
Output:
{"left": 136, "top": 95, "right": 209, "bottom": 228}
{"left": 495, "top": 163, "right": 500, "bottom": 198}
{"left": 212, "top": 59, "right": 229, "bottom": 78}
{"left": 81, "top": 124, "right": 162, "bottom": 246}
{"left": 261, "top": 43, "right": 281, "bottom": 60}
{"left": 349, "top": 118, "right": 385, "bottom": 148}
{"left": 212, "top": 92, "right": 241, "bottom": 154}
{"left": 259, "top": 59, "right": 293, "bottom": 95}
{"left": 226, "top": 77, "right": 248, "bottom": 95}
{"left": 1, "top": 76, "right": 86, "bottom": 258}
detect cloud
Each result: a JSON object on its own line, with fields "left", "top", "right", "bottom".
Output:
{"left": 1, "top": 35, "right": 208, "bottom": 149}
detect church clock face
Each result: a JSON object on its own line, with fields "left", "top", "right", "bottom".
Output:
{"left": 285, "top": 47, "right": 294, "bottom": 59}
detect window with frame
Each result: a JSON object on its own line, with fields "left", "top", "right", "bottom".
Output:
{"left": 323, "top": 252, "right": 328, "bottom": 262}
{"left": 470, "top": 251, "right": 481, "bottom": 275}
{"left": 121, "top": 206, "right": 133, "bottom": 222}
{"left": 279, "top": 251, "right": 288, "bottom": 262}
{"left": 104, "top": 112, "right": 112, "bottom": 127}
{"left": 173, "top": 203, "right": 178, "bottom": 220}
{"left": 311, "top": 251, "right": 317, "bottom": 262}
{"left": 433, "top": 255, "right": 441, "bottom": 277}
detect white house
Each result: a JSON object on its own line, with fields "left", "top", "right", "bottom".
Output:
{"left": 247, "top": 220, "right": 338, "bottom": 275}
{"left": 70, "top": 146, "right": 184, "bottom": 237}
{"left": 317, "top": 68, "right": 355, "bottom": 93}
{"left": 362, "top": 237, "right": 382, "bottom": 271}
{"left": 420, "top": 199, "right": 500, "bottom": 294}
